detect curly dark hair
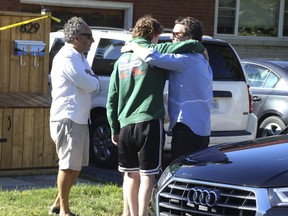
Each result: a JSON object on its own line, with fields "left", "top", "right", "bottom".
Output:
{"left": 132, "top": 15, "right": 164, "bottom": 41}
{"left": 63, "top": 17, "right": 87, "bottom": 43}
{"left": 175, "top": 16, "right": 203, "bottom": 41}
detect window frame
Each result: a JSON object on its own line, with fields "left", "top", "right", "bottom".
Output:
{"left": 215, "top": 0, "right": 288, "bottom": 38}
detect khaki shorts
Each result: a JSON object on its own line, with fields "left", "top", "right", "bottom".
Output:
{"left": 50, "top": 118, "right": 90, "bottom": 171}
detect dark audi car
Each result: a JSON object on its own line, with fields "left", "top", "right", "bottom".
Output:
{"left": 148, "top": 130, "right": 288, "bottom": 216}
{"left": 242, "top": 59, "right": 288, "bottom": 138}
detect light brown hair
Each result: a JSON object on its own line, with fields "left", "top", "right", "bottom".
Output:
{"left": 132, "top": 15, "right": 164, "bottom": 41}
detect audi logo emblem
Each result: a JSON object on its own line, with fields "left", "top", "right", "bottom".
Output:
{"left": 187, "top": 187, "right": 220, "bottom": 207}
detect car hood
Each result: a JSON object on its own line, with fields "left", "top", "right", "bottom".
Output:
{"left": 172, "top": 135, "right": 288, "bottom": 188}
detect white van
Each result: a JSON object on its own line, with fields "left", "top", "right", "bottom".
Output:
{"left": 49, "top": 27, "right": 257, "bottom": 168}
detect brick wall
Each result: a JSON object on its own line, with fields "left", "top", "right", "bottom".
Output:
{"left": 222, "top": 37, "right": 288, "bottom": 60}
{"left": 132, "top": 0, "right": 215, "bottom": 36}
{"left": 110, "top": 0, "right": 215, "bottom": 35}
{"left": 2, "top": 0, "right": 215, "bottom": 35}
{"left": 0, "top": 0, "right": 20, "bottom": 12}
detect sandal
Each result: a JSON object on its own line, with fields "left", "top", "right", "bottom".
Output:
{"left": 48, "top": 205, "right": 60, "bottom": 215}
{"left": 59, "top": 213, "right": 78, "bottom": 216}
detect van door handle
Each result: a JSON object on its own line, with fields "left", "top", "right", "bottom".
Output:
{"left": 213, "top": 90, "right": 232, "bottom": 98}
{"left": 252, "top": 96, "right": 261, "bottom": 102}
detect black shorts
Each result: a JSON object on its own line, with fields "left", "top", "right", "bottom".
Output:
{"left": 118, "top": 119, "right": 164, "bottom": 175}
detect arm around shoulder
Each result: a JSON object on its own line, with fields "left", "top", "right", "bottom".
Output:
{"left": 146, "top": 39, "right": 205, "bottom": 54}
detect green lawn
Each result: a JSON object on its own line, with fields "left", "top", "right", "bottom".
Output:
{"left": 0, "top": 183, "right": 123, "bottom": 216}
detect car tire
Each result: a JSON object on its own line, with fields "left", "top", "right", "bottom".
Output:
{"left": 257, "top": 116, "right": 286, "bottom": 138}
{"left": 89, "top": 115, "right": 118, "bottom": 169}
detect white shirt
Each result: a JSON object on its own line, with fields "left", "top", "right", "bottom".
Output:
{"left": 50, "top": 43, "right": 100, "bottom": 124}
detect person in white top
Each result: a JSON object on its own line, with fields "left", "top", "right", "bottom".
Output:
{"left": 49, "top": 17, "right": 100, "bottom": 216}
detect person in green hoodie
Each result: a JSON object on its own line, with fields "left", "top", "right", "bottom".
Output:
{"left": 106, "top": 15, "right": 205, "bottom": 216}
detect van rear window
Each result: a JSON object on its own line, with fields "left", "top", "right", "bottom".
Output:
{"left": 204, "top": 43, "right": 245, "bottom": 81}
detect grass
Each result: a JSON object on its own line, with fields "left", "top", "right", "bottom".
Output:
{"left": 0, "top": 182, "right": 123, "bottom": 216}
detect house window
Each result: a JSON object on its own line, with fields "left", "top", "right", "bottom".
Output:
{"left": 216, "top": 0, "right": 287, "bottom": 37}
{"left": 238, "top": 0, "right": 279, "bottom": 37}
{"left": 284, "top": 0, "right": 288, "bottom": 36}
{"left": 217, "top": 0, "right": 236, "bottom": 34}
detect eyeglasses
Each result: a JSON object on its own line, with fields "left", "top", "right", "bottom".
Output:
{"left": 172, "top": 31, "right": 185, "bottom": 37}
{"left": 78, "top": 33, "right": 93, "bottom": 39}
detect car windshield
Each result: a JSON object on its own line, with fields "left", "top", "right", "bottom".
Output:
{"left": 92, "top": 38, "right": 125, "bottom": 76}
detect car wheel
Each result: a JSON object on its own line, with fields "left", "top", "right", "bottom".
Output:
{"left": 257, "top": 116, "right": 286, "bottom": 138}
{"left": 89, "top": 115, "right": 118, "bottom": 169}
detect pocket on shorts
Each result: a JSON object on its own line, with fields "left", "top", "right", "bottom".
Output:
{"left": 50, "top": 119, "right": 72, "bottom": 144}
{"left": 50, "top": 121, "right": 60, "bottom": 143}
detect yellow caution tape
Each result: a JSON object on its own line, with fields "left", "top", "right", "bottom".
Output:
{"left": 0, "top": 15, "right": 61, "bottom": 31}
{"left": 50, "top": 16, "right": 61, "bottom": 23}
